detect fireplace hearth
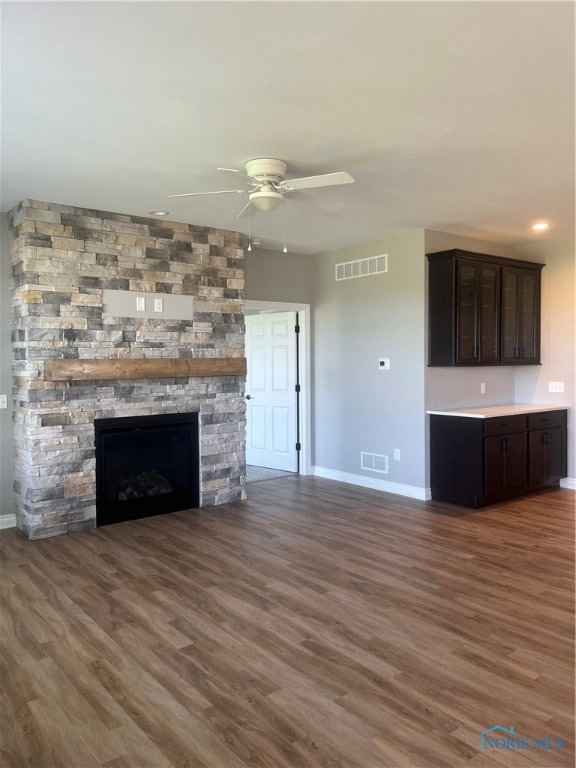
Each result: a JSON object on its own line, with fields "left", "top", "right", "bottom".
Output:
{"left": 95, "top": 412, "right": 200, "bottom": 526}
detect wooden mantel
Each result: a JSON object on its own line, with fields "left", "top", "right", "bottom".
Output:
{"left": 44, "top": 357, "right": 247, "bottom": 381}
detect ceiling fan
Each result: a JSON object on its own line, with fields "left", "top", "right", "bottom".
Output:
{"left": 169, "top": 158, "right": 354, "bottom": 219}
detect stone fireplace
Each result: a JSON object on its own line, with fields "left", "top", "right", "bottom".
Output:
{"left": 9, "top": 199, "right": 247, "bottom": 539}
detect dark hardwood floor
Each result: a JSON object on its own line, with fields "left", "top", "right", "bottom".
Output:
{"left": 1, "top": 477, "right": 574, "bottom": 768}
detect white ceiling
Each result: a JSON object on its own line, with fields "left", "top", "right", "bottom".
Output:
{"left": 1, "top": 1, "right": 574, "bottom": 254}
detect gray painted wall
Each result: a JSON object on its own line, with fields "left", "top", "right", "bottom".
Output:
{"left": 312, "top": 232, "right": 427, "bottom": 489}
{"left": 425, "top": 229, "right": 516, "bottom": 259}
{"left": 513, "top": 236, "right": 575, "bottom": 478}
{"left": 245, "top": 248, "right": 313, "bottom": 303}
{"left": 0, "top": 214, "right": 15, "bottom": 519}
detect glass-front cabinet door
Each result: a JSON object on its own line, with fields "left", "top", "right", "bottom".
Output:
{"left": 500, "top": 267, "right": 540, "bottom": 364}
{"left": 456, "top": 259, "right": 499, "bottom": 364}
{"left": 519, "top": 271, "right": 538, "bottom": 362}
{"left": 456, "top": 262, "right": 477, "bottom": 363}
{"left": 501, "top": 268, "right": 519, "bottom": 361}
{"left": 478, "top": 266, "right": 499, "bottom": 363}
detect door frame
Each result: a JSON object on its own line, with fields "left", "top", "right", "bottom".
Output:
{"left": 244, "top": 300, "right": 311, "bottom": 476}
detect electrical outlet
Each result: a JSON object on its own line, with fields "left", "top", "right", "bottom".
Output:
{"left": 548, "top": 381, "right": 565, "bottom": 393}
{"left": 154, "top": 298, "right": 164, "bottom": 313}
{"left": 394, "top": 449, "right": 400, "bottom": 461}
{"left": 136, "top": 296, "right": 145, "bottom": 311}
{"left": 0, "top": 395, "right": 7, "bottom": 409}
{"left": 379, "top": 358, "right": 390, "bottom": 370}
{"left": 480, "top": 382, "right": 487, "bottom": 395}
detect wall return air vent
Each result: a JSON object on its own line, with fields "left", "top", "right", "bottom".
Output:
{"left": 361, "top": 451, "right": 389, "bottom": 474}
{"left": 335, "top": 253, "right": 388, "bottom": 281}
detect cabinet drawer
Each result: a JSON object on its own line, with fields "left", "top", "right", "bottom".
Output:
{"left": 528, "top": 411, "right": 567, "bottom": 430}
{"left": 484, "top": 415, "right": 527, "bottom": 436}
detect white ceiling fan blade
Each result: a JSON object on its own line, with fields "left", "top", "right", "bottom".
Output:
{"left": 236, "top": 200, "right": 256, "bottom": 219}
{"left": 281, "top": 171, "right": 355, "bottom": 191}
{"left": 217, "top": 167, "right": 258, "bottom": 185}
{"left": 169, "top": 189, "right": 245, "bottom": 199}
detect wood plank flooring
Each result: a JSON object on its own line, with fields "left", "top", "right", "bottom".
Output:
{"left": 1, "top": 477, "right": 574, "bottom": 768}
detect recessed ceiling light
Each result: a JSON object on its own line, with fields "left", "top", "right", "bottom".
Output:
{"left": 531, "top": 221, "right": 549, "bottom": 231}
{"left": 148, "top": 210, "right": 169, "bottom": 217}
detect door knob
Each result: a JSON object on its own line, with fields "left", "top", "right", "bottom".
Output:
{"left": 245, "top": 394, "right": 252, "bottom": 400}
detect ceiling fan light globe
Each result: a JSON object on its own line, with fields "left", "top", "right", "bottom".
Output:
{"left": 249, "top": 188, "right": 284, "bottom": 212}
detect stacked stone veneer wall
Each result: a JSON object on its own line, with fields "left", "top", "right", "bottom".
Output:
{"left": 9, "top": 199, "right": 246, "bottom": 539}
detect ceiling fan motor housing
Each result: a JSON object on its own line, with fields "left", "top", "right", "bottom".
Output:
{"left": 244, "top": 158, "right": 288, "bottom": 184}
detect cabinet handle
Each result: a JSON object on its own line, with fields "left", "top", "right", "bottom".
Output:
{"left": 544, "top": 432, "right": 551, "bottom": 445}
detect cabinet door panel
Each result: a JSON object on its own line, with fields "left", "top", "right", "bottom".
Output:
{"left": 501, "top": 269, "right": 518, "bottom": 361}
{"left": 485, "top": 436, "right": 507, "bottom": 495}
{"left": 501, "top": 267, "right": 541, "bottom": 364}
{"left": 456, "top": 263, "right": 478, "bottom": 363}
{"left": 506, "top": 433, "right": 528, "bottom": 489}
{"left": 485, "top": 433, "right": 527, "bottom": 497}
{"left": 478, "top": 266, "right": 499, "bottom": 362}
{"left": 529, "top": 428, "right": 566, "bottom": 487}
{"left": 519, "top": 272, "right": 537, "bottom": 361}
{"left": 456, "top": 260, "right": 499, "bottom": 364}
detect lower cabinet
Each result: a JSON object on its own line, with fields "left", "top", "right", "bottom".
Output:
{"left": 485, "top": 432, "right": 527, "bottom": 498}
{"left": 528, "top": 412, "right": 567, "bottom": 489}
{"left": 430, "top": 410, "right": 567, "bottom": 508}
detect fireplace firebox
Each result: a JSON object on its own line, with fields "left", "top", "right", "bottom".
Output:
{"left": 95, "top": 412, "right": 200, "bottom": 526}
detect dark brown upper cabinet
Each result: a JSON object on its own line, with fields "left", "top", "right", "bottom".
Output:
{"left": 428, "top": 249, "right": 544, "bottom": 366}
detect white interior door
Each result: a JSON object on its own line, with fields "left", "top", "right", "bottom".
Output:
{"left": 245, "top": 311, "right": 298, "bottom": 471}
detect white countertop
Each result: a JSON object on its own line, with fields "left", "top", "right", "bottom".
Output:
{"left": 426, "top": 404, "right": 569, "bottom": 419}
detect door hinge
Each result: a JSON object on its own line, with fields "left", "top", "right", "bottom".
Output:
{"left": 296, "top": 442, "right": 301, "bottom": 451}
{"left": 295, "top": 384, "right": 301, "bottom": 393}
{"left": 295, "top": 324, "right": 300, "bottom": 334}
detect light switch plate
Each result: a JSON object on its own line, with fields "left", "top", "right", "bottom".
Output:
{"left": 154, "top": 298, "right": 163, "bottom": 313}
{"left": 136, "top": 296, "right": 145, "bottom": 311}
{"left": 548, "top": 381, "right": 565, "bottom": 393}
{"left": 0, "top": 395, "right": 7, "bottom": 409}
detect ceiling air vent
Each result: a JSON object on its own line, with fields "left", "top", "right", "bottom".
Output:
{"left": 335, "top": 253, "right": 387, "bottom": 282}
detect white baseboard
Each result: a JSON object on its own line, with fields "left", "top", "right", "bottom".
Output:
{"left": 0, "top": 514, "right": 17, "bottom": 530}
{"left": 312, "top": 466, "right": 431, "bottom": 501}
{"left": 560, "top": 477, "right": 576, "bottom": 490}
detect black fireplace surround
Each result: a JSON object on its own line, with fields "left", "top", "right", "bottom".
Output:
{"left": 95, "top": 412, "right": 200, "bottom": 526}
